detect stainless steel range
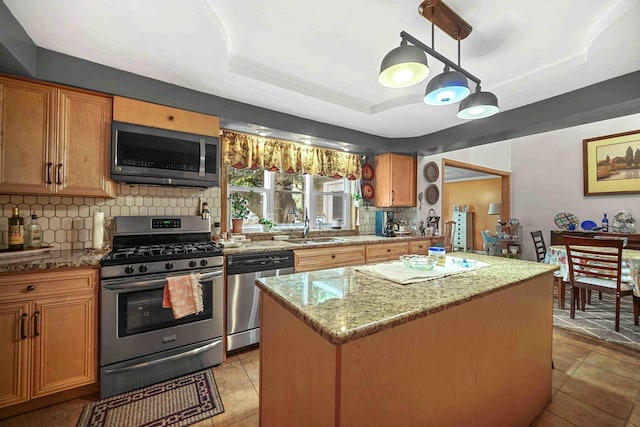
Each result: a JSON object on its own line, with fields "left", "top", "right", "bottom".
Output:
{"left": 99, "top": 216, "right": 224, "bottom": 398}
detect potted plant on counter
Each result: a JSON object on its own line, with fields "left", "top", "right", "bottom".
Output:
{"left": 230, "top": 192, "right": 250, "bottom": 233}
{"left": 258, "top": 217, "right": 274, "bottom": 232}
{"left": 352, "top": 192, "right": 363, "bottom": 208}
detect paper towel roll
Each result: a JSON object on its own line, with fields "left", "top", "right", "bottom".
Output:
{"left": 93, "top": 212, "right": 104, "bottom": 250}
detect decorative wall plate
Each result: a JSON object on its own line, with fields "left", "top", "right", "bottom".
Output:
{"left": 362, "top": 163, "right": 375, "bottom": 181}
{"left": 426, "top": 184, "right": 439, "bottom": 204}
{"left": 362, "top": 182, "right": 375, "bottom": 201}
{"left": 554, "top": 212, "right": 579, "bottom": 230}
{"left": 424, "top": 161, "right": 439, "bottom": 182}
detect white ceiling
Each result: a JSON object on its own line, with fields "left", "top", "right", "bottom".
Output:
{"left": 4, "top": 0, "right": 640, "bottom": 140}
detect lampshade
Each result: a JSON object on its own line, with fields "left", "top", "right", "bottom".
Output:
{"left": 378, "top": 43, "right": 430, "bottom": 88}
{"left": 457, "top": 88, "right": 500, "bottom": 119}
{"left": 424, "top": 70, "right": 470, "bottom": 105}
{"left": 488, "top": 203, "right": 501, "bottom": 215}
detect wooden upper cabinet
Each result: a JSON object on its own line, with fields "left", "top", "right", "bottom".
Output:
{"left": 0, "top": 76, "right": 116, "bottom": 198}
{"left": 0, "top": 78, "right": 56, "bottom": 194}
{"left": 374, "top": 153, "right": 417, "bottom": 207}
{"left": 113, "top": 96, "right": 220, "bottom": 137}
{"left": 56, "top": 90, "right": 115, "bottom": 198}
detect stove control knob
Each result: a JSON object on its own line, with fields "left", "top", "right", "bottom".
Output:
{"left": 124, "top": 266, "right": 135, "bottom": 274}
{"left": 139, "top": 265, "right": 148, "bottom": 273}
{"left": 165, "top": 262, "right": 174, "bottom": 270}
{"left": 189, "top": 260, "right": 197, "bottom": 268}
{"left": 200, "top": 259, "right": 208, "bottom": 267}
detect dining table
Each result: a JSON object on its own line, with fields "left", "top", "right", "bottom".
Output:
{"left": 545, "top": 244, "right": 640, "bottom": 308}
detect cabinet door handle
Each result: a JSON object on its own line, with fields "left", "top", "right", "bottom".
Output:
{"left": 391, "top": 190, "right": 395, "bottom": 202}
{"left": 46, "top": 163, "right": 53, "bottom": 184}
{"left": 33, "top": 311, "right": 40, "bottom": 337}
{"left": 26, "top": 285, "right": 35, "bottom": 292}
{"left": 168, "top": 115, "right": 174, "bottom": 121}
{"left": 331, "top": 254, "right": 336, "bottom": 259}
{"left": 56, "top": 164, "right": 63, "bottom": 185}
{"left": 20, "top": 313, "right": 28, "bottom": 339}
{"left": 387, "top": 248, "right": 391, "bottom": 252}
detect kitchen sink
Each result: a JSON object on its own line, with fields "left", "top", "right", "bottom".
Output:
{"left": 286, "top": 237, "right": 346, "bottom": 245}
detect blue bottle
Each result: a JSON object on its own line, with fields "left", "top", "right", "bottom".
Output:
{"left": 601, "top": 213, "right": 608, "bottom": 232}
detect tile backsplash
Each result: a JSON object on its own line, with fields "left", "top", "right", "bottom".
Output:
{"left": 0, "top": 184, "right": 221, "bottom": 250}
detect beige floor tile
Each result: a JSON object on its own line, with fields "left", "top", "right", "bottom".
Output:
{"left": 214, "top": 357, "right": 254, "bottom": 391}
{"left": 553, "top": 369, "right": 571, "bottom": 391}
{"left": 240, "top": 353, "right": 260, "bottom": 382}
{"left": 553, "top": 353, "right": 583, "bottom": 375}
{"left": 560, "top": 376, "right": 634, "bottom": 421}
{"left": 583, "top": 352, "right": 640, "bottom": 382}
{"left": 593, "top": 344, "right": 640, "bottom": 367}
{"left": 553, "top": 338, "right": 596, "bottom": 361}
{"left": 191, "top": 418, "right": 215, "bottom": 427}
{"left": 0, "top": 398, "right": 91, "bottom": 427}
{"left": 213, "top": 381, "right": 259, "bottom": 427}
{"left": 546, "top": 391, "right": 626, "bottom": 427}
{"left": 224, "top": 413, "right": 259, "bottom": 426}
{"left": 628, "top": 403, "right": 640, "bottom": 426}
{"left": 529, "top": 409, "right": 576, "bottom": 426}
{"left": 570, "top": 364, "right": 640, "bottom": 401}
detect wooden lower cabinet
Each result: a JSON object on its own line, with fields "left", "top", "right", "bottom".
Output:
{"left": 294, "top": 245, "right": 366, "bottom": 272}
{"left": 365, "top": 242, "right": 409, "bottom": 263}
{"left": 409, "top": 239, "right": 432, "bottom": 255}
{"left": 0, "top": 269, "right": 98, "bottom": 416}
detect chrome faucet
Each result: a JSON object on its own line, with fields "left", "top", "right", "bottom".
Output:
{"left": 303, "top": 208, "right": 310, "bottom": 238}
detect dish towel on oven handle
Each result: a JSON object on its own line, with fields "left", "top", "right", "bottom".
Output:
{"left": 162, "top": 273, "right": 204, "bottom": 319}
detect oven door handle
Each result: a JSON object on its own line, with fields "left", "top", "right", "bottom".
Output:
{"left": 103, "top": 270, "right": 222, "bottom": 290}
{"left": 102, "top": 339, "right": 222, "bottom": 374}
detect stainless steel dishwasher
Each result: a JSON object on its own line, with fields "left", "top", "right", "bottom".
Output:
{"left": 226, "top": 250, "right": 294, "bottom": 352}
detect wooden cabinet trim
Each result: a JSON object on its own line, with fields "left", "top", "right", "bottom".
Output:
{"left": 113, "top": 96, "right": 220, "bottom": 137}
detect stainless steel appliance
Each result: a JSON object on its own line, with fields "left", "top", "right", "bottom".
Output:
{"left": 111, "top": 121, "right": 219, "bottom": 187}
{"left": 226, "top": 250, "right": 294, "bottom": 352}
{"left": 375, "top": 210, "right": 396, "bottom": 237}
{"left": 99, "top": 216, "right": 224, "bottom": 398}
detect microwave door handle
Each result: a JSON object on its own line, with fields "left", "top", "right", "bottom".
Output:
{"left": 199, "top": 138, "right": 206, "bottom": 176}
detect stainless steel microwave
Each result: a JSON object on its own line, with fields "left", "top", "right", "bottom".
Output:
{"left": 111, "top": 121, "right": 219, "bottom": 188}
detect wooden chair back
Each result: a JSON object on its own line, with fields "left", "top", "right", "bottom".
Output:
{"left": 443, "top": 220, "right": 456, "bottom": 251}
{"left": 530, "top": 230, "right": 547, "bottom": 262}
{"left": 564, "top": 236, "right": 624, "bottom": 290}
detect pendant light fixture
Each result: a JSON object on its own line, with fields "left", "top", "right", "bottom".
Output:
{"left": 379, "top": 0, "right": 499, "bottom": 120}
{"left": 457, "top": 85, "right": 500, "bottom": 119}
{"left": 424, "top": 66, "right": 469, "bottom": 105}
{"left": 378, "top": 39, "right": 430, "bottom": 88}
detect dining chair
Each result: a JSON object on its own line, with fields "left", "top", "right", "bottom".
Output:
{"left": 530, "top": 230, "right": 547, "bottom": 262}
{"left": 565, "top": 236, "right": 637, "bottom": 332}
{"left": 443, "top": 220, "right": 456, "bottom": 252}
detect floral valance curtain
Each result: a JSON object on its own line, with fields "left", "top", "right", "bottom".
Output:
{"left": 222, "top": 130, "right": 361, "bottom": 180}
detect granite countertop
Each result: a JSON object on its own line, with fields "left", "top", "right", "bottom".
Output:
{"left": 222, "top": 233, "right": 442, "bottom": 254}
{"left": 256, "top": 253, "right": 559, "bottom": 345}
{"left": 0, "top": 248, "right": 104, "bottom": 275}
{"left": 0, "top": 233, "right": 441, "bottom": 273}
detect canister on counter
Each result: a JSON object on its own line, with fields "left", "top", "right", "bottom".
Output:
{"left": 428, "top": 247, "right": 446, "bottom": 267}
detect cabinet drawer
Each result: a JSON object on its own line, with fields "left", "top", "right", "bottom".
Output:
{"left": 366, "top": 242, "right": 409, "bottom": 263}
{"left": 113, "top": 96, "right": 219, "bottom": 137}
{"left": 0, "top": 269, "right": 98, "bottom": 301}
{"left": 409, "top": 240, "right": 432, "bottom": 254}
{"left": 294, "top": 245, "right": 365, "bottom": 272}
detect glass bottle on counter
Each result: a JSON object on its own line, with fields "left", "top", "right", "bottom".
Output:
{"left": 8, "top": 207, "right": 24, "bottom": 251}
{"left": 601, "top": 213, "right": 609, "bottom": 232}
{"left": 25, "top": 214, "right": 43, "bottom": 249}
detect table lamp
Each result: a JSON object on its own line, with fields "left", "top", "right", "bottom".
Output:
{"left": 488, "top": 202, "right": 501, "bottom": 234}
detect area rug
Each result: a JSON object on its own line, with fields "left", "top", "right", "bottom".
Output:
{"left": 553, "top": 287, "right": 640, "bottom": 352}
{"left": 77, "top": 369, "right": 224, "bottom": 427}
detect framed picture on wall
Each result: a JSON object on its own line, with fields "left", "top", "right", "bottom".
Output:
{"left": 453, "top": 204, "right": 459, "bottom": 212}
{"left": 583, "top": 129, "right": 640, "bottom": 196}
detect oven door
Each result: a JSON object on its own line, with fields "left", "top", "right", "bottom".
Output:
{"left": 100, "top": 268, "right": 223, "bottom": 367}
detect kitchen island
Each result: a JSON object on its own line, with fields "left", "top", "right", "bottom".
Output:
{"left": 256, "top": 254, "right": 558, "bottom": 427}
